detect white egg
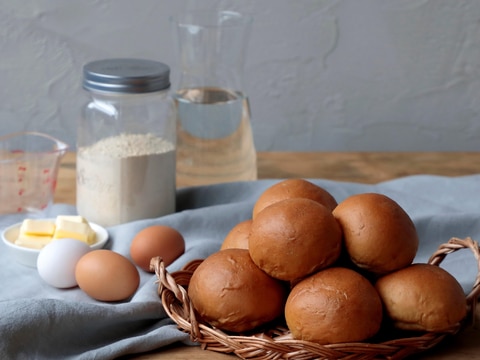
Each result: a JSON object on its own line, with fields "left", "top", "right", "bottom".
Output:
{"left": 37, "top": 238, "right": 91, "bottom": 288}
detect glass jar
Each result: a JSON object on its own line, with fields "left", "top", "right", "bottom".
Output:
{"left": 77, "top": 58, "right": 176, "bottom": 227}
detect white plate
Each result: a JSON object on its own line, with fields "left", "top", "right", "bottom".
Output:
{"left": 1, "top": 219, "right": 109, "bottom": 267}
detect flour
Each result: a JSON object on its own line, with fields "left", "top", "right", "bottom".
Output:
{"left": 76, "top": 133, "right": 176, "bottom": 227}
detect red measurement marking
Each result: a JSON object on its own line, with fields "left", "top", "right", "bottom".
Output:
{"left": 43, "top": 169, "right": 50, "bottom": 174}
{"left": 18, "top": 166, "right": 27, "bottom": 171}
{"left": 17, "top": 207, "right": 23, "bottom": 212}
{"left": 18, "top": 189, "right": 25, "bottom": 196}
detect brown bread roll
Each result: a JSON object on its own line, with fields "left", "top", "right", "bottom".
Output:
{"left": 249, "top": 197, "right": 342, "bottom": 281}
{"left": 187, "top": 249, "right": 287, "bottom": 333}
{"left": 333, "top": 192, "right": 419, "bottom": 275}
{"left": 285, "top": 267, "right": 383, "bottom": 344}
{"left": 375, "top": 263, "right": 467, "bottom": 332}
{"left": 252, "top": 178, "right": 338, "bottom": 218}
{"left": 220, "top": 219, "right": 252, "bottom": 250}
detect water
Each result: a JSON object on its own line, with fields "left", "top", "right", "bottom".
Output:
{"left": 175, "top": 87, "right": 257, "bottom": 187}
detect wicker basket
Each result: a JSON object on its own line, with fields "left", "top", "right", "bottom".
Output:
{"left": 152, "top": 237, "right": 480, "bottom": 360}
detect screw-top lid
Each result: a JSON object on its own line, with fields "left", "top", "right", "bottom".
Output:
{"left": 83, "top": 58, "right": 171, "bottom": 93}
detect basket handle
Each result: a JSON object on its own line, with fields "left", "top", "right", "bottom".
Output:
{"left": 151, "top": 256, "right": 202, "bottom": 340}
{"left": 428, "top": 236, "right": 480, "bottom": 325}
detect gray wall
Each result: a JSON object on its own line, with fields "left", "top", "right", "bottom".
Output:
{"left": 2, "top": 0, "right": 480, "bottom": 151}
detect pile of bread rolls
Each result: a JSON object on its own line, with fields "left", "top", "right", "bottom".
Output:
{"left": 187, "top": 179, "right": 467, "bottom": 344}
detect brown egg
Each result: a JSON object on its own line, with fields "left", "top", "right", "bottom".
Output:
{"left": 75, "top": 249, "right": 140, "bottom": 302}
{"left": 252, "top": 178, "right": 338, "bottom": 219}
{"left": 130, "top": 225, "right": 185, "bottom": 272}
{"left": 220, "top": 219, "right": 252, "bottom": 250}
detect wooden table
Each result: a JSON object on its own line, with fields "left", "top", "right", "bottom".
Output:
{"left": 55, "top": 152, "right": 480, "bottom": 360}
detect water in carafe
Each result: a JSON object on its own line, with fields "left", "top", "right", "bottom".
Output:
{"left": 175, "top": 87, "right": 256, "bottom": 187}
{"left": 171, "top": 10, "right": 257, "bottom": 187}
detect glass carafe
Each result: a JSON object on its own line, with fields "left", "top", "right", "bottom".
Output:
{"left": 171, "top": 10, "right": 257, "bottom": 187}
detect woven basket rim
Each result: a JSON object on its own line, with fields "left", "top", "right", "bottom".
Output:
{"left": 152, "top": 236, "right": 480, "bottom": 360}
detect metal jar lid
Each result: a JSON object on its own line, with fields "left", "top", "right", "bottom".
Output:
{"left": 83, "top": 58, "right": 170, "bottom": 93}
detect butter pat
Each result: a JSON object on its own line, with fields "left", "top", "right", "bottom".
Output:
{"left": 15, "top": 219, "right": 55, "bottom": 249}
{"left": 14, "top": 215, "right": 97, "bottom": 249}
{"left": 53, "top": 217, "right": 95, "bottom": 245}
{"left": 56, "top": 215, "right": 88, "bottom": 224}
{"left": 20, "top": 219, "right": 55, "bottom": 237}
{"left": 15, "top": 234, "right": 52, "bottom": 249}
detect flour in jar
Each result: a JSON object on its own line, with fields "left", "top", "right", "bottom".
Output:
{"left": 76, "top": 133, "right": 176, "bottom": 227}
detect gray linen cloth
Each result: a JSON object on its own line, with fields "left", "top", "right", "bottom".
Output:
{"left": 1, "top": 175, "right": 480, "bottom": 359}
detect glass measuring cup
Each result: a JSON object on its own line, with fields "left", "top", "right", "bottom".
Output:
{"left": 0, "top": 132, "right": 68, "bottom": 215}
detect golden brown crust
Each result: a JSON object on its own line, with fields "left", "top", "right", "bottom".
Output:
{"left": 249, "top": 198, "right": 342, "bottom": 281}
{"left": 285, "top": 267, "right": 383, "bottom": 344}
{"left": 375, "top": 263, "right": 467, "bottom": 332}
{"left": 333, "top": 192, "right": 419, "bottom": 275}
{"left": 220, "top": 219, "right": 252, "bottom": 250}
{"left": 252, "top": 178, "right": 338, "bottom": 219}
{"left": 187, "top": 249, "right": 287, "bottom": 333}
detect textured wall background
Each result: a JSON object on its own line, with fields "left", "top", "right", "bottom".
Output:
{"left": 2, "top": 0, "right": 480, "bottom": 151}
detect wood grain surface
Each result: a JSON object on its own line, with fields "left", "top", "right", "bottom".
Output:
{"left": 54, "top": 151, "right": 480, "bottom": 360}
{"left": 55, "top": 152, "right": 480, "bottom": 205}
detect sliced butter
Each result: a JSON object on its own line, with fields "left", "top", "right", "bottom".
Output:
{"left": 55, "top": 215, "right": 88, "bottom": 224}
{"left": 53, "top": 218, "right": 96, "bottom": 245}
{"left": 15, "top": 234, "right": 52, "bottom": 249}
{"left": 20, "top": 219, "right": 56, "bottom": 237}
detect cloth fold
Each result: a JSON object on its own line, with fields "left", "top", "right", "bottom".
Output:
{"left": 1, "top": 175, "right": 480, "bottom": 359}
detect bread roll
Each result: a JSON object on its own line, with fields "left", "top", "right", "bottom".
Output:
{"left": 220, "top": 219, "right": 252, "bottom": 250}
{"left": 285, "top": 267, "right": 383, "bottom": 344}
{"left": 375, "top": 263, "right": 467, "bottom": 332}
{"left": 333, "top": 193, "right": 418, "bottom": 275}
{"left": 249, "top": 198, "right": 342, "bottom": 281}
{"left": 187, "top": 249, "right": 287, "bottom": 333}
{"left": 252, "top": 178, "right": 338, "bottom": 219}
